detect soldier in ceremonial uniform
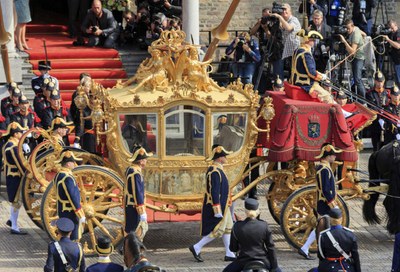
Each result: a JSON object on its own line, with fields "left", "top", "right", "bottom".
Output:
{"left": 223, "top": 198, "right": 281, "bottom": 272}
{"left": 272, "top": 75, "right": 284, "bottom": 92}
{"left": 366, "top": 71, "right": 390, "bottom": 151}
{"left": 382, "top": 86, "right": 400, "bottom": 145}
{"left": 86, "top": 236, "right": 123, "bottom": 272}
{"left": 70, "top": 73, "right": 96, "bottom": 152}
{"left": 54, "top": 149, "right": 86, "bottom": 241}
{"left": 290, "top": 29, "right": 333, "bottom": 103}
{"left": 1, "top": 82, "right": 17, "bottom": 117}
{"left": 44, "top": 217, "right": 86, "bottom": 272}
{"left": 48, "top": 116, "right": 74, "bottom": 147}
{"left": 3, "top": 87, "right": 22, "bottom": 125}
{"left": 31, "top": 60, "right": 59, "bottom": 94}
{"left": 299, "top": 143, "right": 343, "bottom": 260}
{"left": 124, "top": 145, "right": 152, "bottom": 239}
{"left": 317, "top": 208, "right": 361, "bottom": 272}
{"left": 2, "top": 122, "right": 28, "bottom": 235}
{"left": 33, "top": 78, "right": 56, "bottom": 121}
{"left": 189, "top": 144, "right": 236, "bottom": 262}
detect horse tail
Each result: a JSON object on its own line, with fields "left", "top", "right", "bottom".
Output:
{"left": 384, "top": 150, "right": 400, "bottom": 234}
{"left": 362, "top": 150, "right": 381, "bottom": 225}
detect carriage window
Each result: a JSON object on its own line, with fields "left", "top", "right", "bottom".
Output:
{"left": 119, "top": 114, "right": 157, "bottom": 155}
{"left": 212, "top": 113, "right": 247, "bottom": 152}
{"left": 165, "top": 106, "right": 205, "bottom": 156}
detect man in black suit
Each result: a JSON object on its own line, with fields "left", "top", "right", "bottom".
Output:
{"left": 309, "top": 10, "right": 331, "bottom": 73}
{"left": 44, "top": 217, "right": 86, "bottom": 272}
{"left": 317, "top": 208, "right": 361, "bottom": 272}
{"left": 222, "top": 198, "right": 281, "bottom": 272}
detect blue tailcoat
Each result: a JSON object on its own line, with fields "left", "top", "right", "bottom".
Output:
{"left": 316, "top": 162, "right": 336, "bottom": 215}
{"left": 54, "top": 169, "right": 82, "bottom": 240}
{"left": 44, "top": 236, "right": 85, "bottom": 272}
{"left": 201, "top": 164, "right": 230, "bottom": 236}
{"left": 86, "top": 261, "right": 124, "bottom": 272}
{"left": 3, "top": 138, "right": 25, "bottom": 202}
{"left": 124, "top": 165, "right": 145, "bottom": 233}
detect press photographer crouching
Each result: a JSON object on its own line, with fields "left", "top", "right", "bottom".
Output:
{"left": 383, "top": 20, "right": 400, "bottom": 86}
{"left": 225, "top": 32, "right": 261, "bottom": 84}
{"left": 81, "top": 0, "right": 119, "bottom": 48}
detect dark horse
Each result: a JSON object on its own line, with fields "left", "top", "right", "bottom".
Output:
{"left": 363, "top": 140, "right": 400, "bottom": 235}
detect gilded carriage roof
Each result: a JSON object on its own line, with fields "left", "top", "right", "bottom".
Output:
{"left": 106, "top": 30, "right": 259, "bottom": 108}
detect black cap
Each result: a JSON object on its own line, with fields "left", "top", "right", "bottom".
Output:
{"left": 374, "top": 70, "right": 385, "bottom": 82}
{"left": 336, "top": 91, "right": 347, "bottom": 99}
{"left": 55, "top": 217, "right": 74, "bottom": 232}
{"left": 391, "top": 85, "right": 400, "bottom": 96}
{"left": 19, "top": 95, "right": 29, "bottom": 104}
{"left": 38, "top": 60, "right": 51, "bottom": 70}
{"left": 50, "top": 90, "right": 61, "bottom": 100}
{"left": 245, "top": 198, "right": 259, "bottom": 210}
{"left": 95, "top": 236, "right": 114, "bottom": 255}
{"left": 329, "top": 208, "right": 342, "bottom": 219}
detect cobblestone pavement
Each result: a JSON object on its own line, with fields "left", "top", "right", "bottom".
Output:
{"left": 0, "top": 150, "right": 394, "bottom": 271}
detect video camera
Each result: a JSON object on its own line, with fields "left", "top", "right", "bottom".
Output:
{"left": 371, "top": 23, "right": 392, "bottom": 53}
{"left": 331, "top": 26, "right": 347, "bottom": 54}
{"left": 271, "top": 2, "right": 284, "bottom": 14}
{"left": 91, "top": 26, "right": 99, "bottom": 33}
{"left": 260, "top": 2, "right": 283, "bottom": 31}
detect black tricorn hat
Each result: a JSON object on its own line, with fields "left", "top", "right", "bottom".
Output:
{"left": 95, "top": 236, "right": 114, "bottom": 255}
{"left": 55, "top": 217, "right": 74, "bottom": 233}
{"left": 38, "top": 60, "right": 52, "bottom": 70}
{"left": 374, "top": 70, "right": 385, "bottom": 82}
{"left": 206, "top": 144, "right": 232, "bottom": 161}
{"left": 315, "top": 143, "right": 343, "bottom": 159}
{"left": 245, "top": 198, "right": 259, "bottom": 211}
{"left": 55, "top": 149, "right": 83, "bottom": 164}
{"left": 2, "top": 122, "right": 28, "bottom": 137}
{"left": 128, "top": 145, "right": 153, "bottom": 162}
{"left": 48, "top": 116, "right": 73, "bottom": 132}
{"left": 336, "top": 91, "right": 347, "bottom": 99}
{"left": 329, "top": 207, "right": 342, "bottom": 219}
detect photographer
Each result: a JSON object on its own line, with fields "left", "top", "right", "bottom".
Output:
{"left": 338, "top": 19, "right": 366, "bottom": 98}
{"left": 383, "top": 20, "right": 400, "bottom": 86}
{"left": 148, "top": 0, "right": 182, "bottom": 18}
{"left": 298, "top": 0, "right": 328, "bottom": 23}
{"left": 250, "top": 8, "right": 273, "bottom": 45}
{"left": 150, "top": 12, "right": 168, "bottom": 39}
{"left": 326, "top": 0, "right": 347, "bottom": 27}
{"left": 269, "top": 3, "right": 301, "bottom": 80}
{"left": 351, "top": 0, "right": 376, "bottom": 35}
{"left": 225, "top": 32, "right": 261, "bottom": 84}
{"left": 81, "top": 0, "right": 118, "bottom": 48}
{"left": 309, "top": 10, "right": 331, "bottom": 72}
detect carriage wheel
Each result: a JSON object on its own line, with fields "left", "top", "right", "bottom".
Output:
{"left": 265, "top": 170, "right": 314, "bottom": 224}
{"left": 40, "top": 165, "right": 124, "bottom": 255}
{"left": 22, "top": 147, "right": 106, "bottom": 229}
{"left": 280, "top": 185, "right": 349, "bottom": 253}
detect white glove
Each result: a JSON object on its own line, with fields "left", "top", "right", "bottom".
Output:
{"left": 22, "top": 143, "right": 31, "bottom": 154}
{"left": 321, "top": 73, "right": 328, "bottom": 81}
{"left": 73, "top": 143, "right": 81, "bottom": 149}
{"left": 214, "top": 213, "right": 223, "bottom": 218}
{"left": 79, "top": 217, "right": 87, "bottom": 224}
{"left": 140, "top": 213, "right": 147, "bottom": 222}
{"left": 26, "top": 133, "right": 32, "bottom": 138}
{"left": 396, "top": 134, "right": 400, "bottom": 141}
{"left": 378, "top": 119, "right": 385, "bottom": 129}
{"left": 397, "top": 123, "right": 400, "bottom": 128}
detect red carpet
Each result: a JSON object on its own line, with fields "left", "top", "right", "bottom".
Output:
{"left": 26, "top": 24, "right": 127, "bottom": 103}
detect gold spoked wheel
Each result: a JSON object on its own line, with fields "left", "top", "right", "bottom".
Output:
{"left": 40, "top": 165, "right": 124, "bottom": 255}
{"left": 265, "top": 170, "right": 314, "bottom": 224}
{"left": 22, "top": 147, "right": 106, "bottom": 229}
{"left": 280, "top": 185, "right": 349, "bottom": 253}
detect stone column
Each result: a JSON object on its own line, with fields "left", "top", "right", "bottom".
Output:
{"left": 182, "top": 0, "right": 199, "bottom": 45}
{"left": 0, "top": 0, "right": 16, "bottom": 54}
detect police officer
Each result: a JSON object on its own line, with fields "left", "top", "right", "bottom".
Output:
{"left": 223, "top": 198, "right": 281, "bottom": 272}
{"left": 44, "top": 217, "right": 86, "bottom": 272}
{"left": 317, "top": 208, "right": 361, "bottom": 272}
{"left": 31, "top": 60, "right": 59, "bottom": 94}
{"left": 366, "top": 71, "right": 390, "bottom": 151}
{"left": 382, "top": 86, "right": 400, "bottom": 145}
{"left": 189, "top": 145, "right": 236, "bottom": 262}
{"left": 86, "top": 236, "right": 123, "bottom": 272}
{"left": 124, "top": 145, "right": 152, "bottom": 239}
{"left": 290, "top": 29, "right": 333, "bottom": 103}
{"left": 70, "top": 73, "right": 96, "bottom": 152}
{"left": 2, "top": 122, "right": 28, "bottom": 235}
{"left": 48, "top": 116, "right": 74, "bottom": 147}
{"left": 299, "top": 143, "right": 343, "bottom": 259}
{"left": 54, "top": 149, "right": 86, "bottom": 241}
